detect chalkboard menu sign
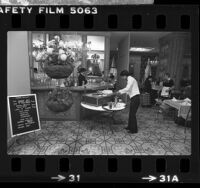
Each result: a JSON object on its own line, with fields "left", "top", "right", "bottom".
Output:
{"left": 7, "top": 94, "right": 41, "bottom": 137}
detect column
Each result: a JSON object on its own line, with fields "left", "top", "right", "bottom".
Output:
{"left": 82, "top": 34, "right": 87, "bottom": 68}
{"left": 104, "top": 35, "right": 111, "bottom": 78}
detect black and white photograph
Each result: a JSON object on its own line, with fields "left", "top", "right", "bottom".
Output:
{"left": 7, "top": 31, "right": 191, "bottom": 155}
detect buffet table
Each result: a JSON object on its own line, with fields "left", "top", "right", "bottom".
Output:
{"left": 31, "top": 83, "right": 114, "bottom": 121}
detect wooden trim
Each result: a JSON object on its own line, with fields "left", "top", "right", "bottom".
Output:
{"left": 28, "top": 31, "right": 33, "bottom": 86}
{"left": 31, "top": 31, "right": 111, "bottom": 37}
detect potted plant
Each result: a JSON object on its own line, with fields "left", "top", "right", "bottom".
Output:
{"left": 46, "top": 87, "right": 73, "bottom": 113}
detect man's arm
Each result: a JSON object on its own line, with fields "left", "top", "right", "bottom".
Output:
{"left": 119, "top": 77, "right": 133, "bottom": 94}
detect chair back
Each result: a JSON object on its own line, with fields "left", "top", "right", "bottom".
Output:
{"left": 161, "top": 87, "right": 170, "bottom": 98}
{"left": 180, "top": 105, "right": 191, "bottom": 120}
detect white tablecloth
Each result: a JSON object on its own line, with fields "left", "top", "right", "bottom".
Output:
{"left": 163, "top": 99, "right": 191, "bottom": 118}
{"left": 81, "top": 102, "right": 126, "bottom": 112}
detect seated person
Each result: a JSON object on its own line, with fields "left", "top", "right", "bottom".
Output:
{"left": 101, "top": 71, "right": 107, "bottom": 82}
{"left": 109, "top": 73, "right": 117, "bottom": 91}
{"left": 180, "top": 78, "right": 190, "bottom": 87}
{"left": 33, "top": 68, "right": 39, "bottom": 80}
{"left": 180, "top": 77, "right": 191, "bottom": 93}
{"left": 144, "top": 76, "right": 153, "bottom": 93}
{"left": 78, "top": 68, "right": 88, "bottom": 86}
{"left": 101, "top": 71, "right": 105, "bottom": 77}
{"left": 160, "top": 73, "right": 175, "bottom": 100}
{"left": 180, "top": 85, "right": 191, "bottom": 99}
{"left": 144, "top": 76, "right": 157, "bottom": 105}
{"left": 158, "top": 73, "right": 175, "bottom": 113}
{"left": 156, "top": 77, "right": 163, "bottom": 86}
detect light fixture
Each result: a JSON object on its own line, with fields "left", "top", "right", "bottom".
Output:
{"left": 150, "top": 57, "right": 159, "bottom": 66}
{"left": 129, "top": 47, "right": 155, "bottom": 52}
{"left": 89, "top": 67, "right": 93, "bottom": 72}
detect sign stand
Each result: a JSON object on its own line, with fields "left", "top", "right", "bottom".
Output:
{"left": 8, "top": 94, "right": 42, "bottom": 150}
{"left": 15, "top": 131, "right": 41, "bottom": 149}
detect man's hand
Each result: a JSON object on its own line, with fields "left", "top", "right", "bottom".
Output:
{"left": 114, "top": 91, "right": 121, "bottom": 97}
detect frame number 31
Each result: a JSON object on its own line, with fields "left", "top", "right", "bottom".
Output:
{"left": 69, "top": 174, "right": 81, "bottom": 182}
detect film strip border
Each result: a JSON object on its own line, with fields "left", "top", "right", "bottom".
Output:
{"left": 0, "top": 156, "right": 197, "bottom": 182}
{"left": 0, "top": 5, "right": 199, "bottom": 183}
{"left": 0, "top": 6, "right": 196, "bottom": 30}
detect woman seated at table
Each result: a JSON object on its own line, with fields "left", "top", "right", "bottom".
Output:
{"left": 180, "top": 77, "right": 191, "bottom": 95}
{"left": 78, "top": 68, "right": 88, "bottom": 86}
{"left": 158, "top": 73, "right": 175, "bottom": 113}
{"left": 109, "top": 73, "right": 117, "bottom": 91}
{"left": 143, "top": 76, "right": 155, "bottom": 105}
{"left": 159, "top": 73, "right": 175, "bottom": 100}
{"left": 180, "top": 85, "right": 191, "bottom": 100}
{"left": 144, "top": 76, "right": 153, "bottom": 93}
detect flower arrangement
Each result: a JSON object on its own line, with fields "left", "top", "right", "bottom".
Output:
{"left": 46, "top": 88, "right": 73, "bottom": 113}
{"left": 32, "top": 35, "right": 86, "bottom": 79}
{"left": 91, "top": 53, "right": 100, "bottom": 64}
{"left": 89, "top": 53, "right": 102, "bottom": 76}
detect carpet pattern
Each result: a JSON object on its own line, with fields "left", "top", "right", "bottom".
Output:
{"left": 8, "top": 106, "right": 191, "bottom": 155}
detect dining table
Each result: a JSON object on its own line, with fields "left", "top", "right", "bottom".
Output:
{"left": 81, "top": 102, "right": 126, "bottom": 133}
{"left": 163, "top": 99, "right": 191, "bottom": 119}
{"left": 152, "top": 85, "right": 163, "bottom": 92}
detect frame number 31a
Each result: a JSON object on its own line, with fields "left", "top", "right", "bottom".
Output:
{"left": 159, "top": 175, "right": 179, "bottom": 183}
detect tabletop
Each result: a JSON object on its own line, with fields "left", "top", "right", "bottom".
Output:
{"left": 163, "top": 99, "right": 191, "bottom": 109}
{"left": 163, "top": 99, "right": 191, "bottom": 118}
{"left": 81, "top": 102, "right": 126, "bottom": 112}
{"left": 152, "top": 85, "right": 162, "bottom": 91}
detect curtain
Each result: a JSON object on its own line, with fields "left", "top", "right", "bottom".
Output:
{"left": 168, "top": 37, "right": 185, "bottom": 89}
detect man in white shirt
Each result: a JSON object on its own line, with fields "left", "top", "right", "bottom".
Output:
{"left": 117, "top": 70, "right": 140, "bottom": 133}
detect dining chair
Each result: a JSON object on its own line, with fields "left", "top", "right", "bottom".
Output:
{"left": 182, "top": 106, "right": 192, "bottom": 134}
{"left": 154, "top": 88, "right": 172, "bottom": 123}
{"left": 178, "top": 105, "right": 191, "bottom": 143}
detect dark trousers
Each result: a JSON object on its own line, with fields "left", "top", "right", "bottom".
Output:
{"left": 128, "top": 95, "right": 140, "bottom": 133}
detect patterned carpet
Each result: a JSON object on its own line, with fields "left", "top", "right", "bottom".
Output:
{"left": 8, "top": 106, "right": 191, "bottom": 155}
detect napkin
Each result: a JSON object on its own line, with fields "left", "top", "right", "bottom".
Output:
{"left": 102, "top": 90, "right": 113, "bottom": 95}
{"left": 172, "top": 97, "right": 177, "bottom": 102}
{"left": 184, "top": 98, "right": 191, "bottom": 103}
{"left": 181, "top": 101, "right": 191, "bottom": 106}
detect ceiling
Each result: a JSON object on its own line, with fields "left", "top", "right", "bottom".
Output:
{"left": 110, "top": 32, "right": 171, "bottom": 51}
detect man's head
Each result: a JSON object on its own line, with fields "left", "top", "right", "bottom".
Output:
{"left": 120, "top": 70, "right": 130, "bottom": 80}
{"left": 34, "top": 68, "right": 38, "bottom": 73}
{"left": 164, "top": 73, "right": 170, "bottom": 80}
{"left": 147, "top": 76, "right": 153, "bottom": 82}
{"left": 110, "top": 73, "right": 115, "bottom": 80}
{"left": 79, "top": 68, "right": 87, "bottom": 76}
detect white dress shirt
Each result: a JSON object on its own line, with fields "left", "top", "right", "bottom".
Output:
{"left": 119, "top": 76, "right": 140, "bottom": 98}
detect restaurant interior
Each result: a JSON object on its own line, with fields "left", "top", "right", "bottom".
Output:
{"left": 7, "top": 31, "right": 191, "bottom": 155}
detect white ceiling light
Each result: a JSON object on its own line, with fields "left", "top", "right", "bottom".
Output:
{"left": 129, "top": 47, "right": 155, "bottom": 52}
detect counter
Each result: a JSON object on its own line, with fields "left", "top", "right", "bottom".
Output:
{"left": 31, "top": 83, "right": 114, "bottom": 121}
